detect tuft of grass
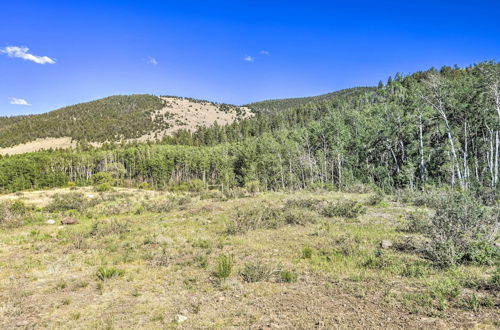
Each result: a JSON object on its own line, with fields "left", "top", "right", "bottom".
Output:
{"left": 301, "top": 246, "right": 314, "bottom": 259}
{"left": 215, "top": 253, "right": 234, "bottom": 281}
{"left": 96, "top": 267, "right": 125, "bottom": 281}
{"left": 241, "top": 263, "right": 274, "bottom": 283}
{"left": 279, "top": 269, "right": 297, "bottom": 283}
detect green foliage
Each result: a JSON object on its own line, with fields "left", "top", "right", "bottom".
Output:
{"left": 215, "top": 253, "right": 234, "bottom": 281}
{"left": 0, "top": 94, "right": 165, "bottom": 148}
{"left": 240, "top": 263, "right": 273, "bottom": 283}
{"left": 301, "top": 246, "right": 314, "bottom": 259}
{"left": 94, "top": 183, "right": 113, "bottom": 192}
{"left": 188, "top": 179, "right": 207, "bottom": 192}
{"left": 424, "top": 192, "right": 499, "bottom": 267}
{"left": 46, "top": 192, "right": 92, "bottom": 213}
{"left": 91, "top": 172, "right": 115, "bottom": 186}
{"left": 96, "top": 267, "right": 125, "bottom": 280}
{"left": 244, "top": 180, "right": 260, "bottom": 195}
{"left": 320, "top": 199, "right": 366, "bottom": 219}
{"left": 279, "top": 270, "right": 297, "bottom": 283}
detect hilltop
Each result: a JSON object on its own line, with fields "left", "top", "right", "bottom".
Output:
{"left": 0, "top": 95, "right": 252, "bottom": 155}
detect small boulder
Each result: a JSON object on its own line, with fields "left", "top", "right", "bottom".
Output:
{"left": 46, "top": 219, "right": 56, "bottom": 225}
{"left": 175, "top": 314, "right": 188, "bottom": 323}
{"left": 61, "top": 217, "right": 78, "bottom": 225}
{"left": 380, "top": 240, "right": 393, "bottom": 249}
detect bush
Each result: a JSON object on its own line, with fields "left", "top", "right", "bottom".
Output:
{"left": 215, "top": 253, "right": 234, "bottom": 281}
{"left": 301, "top": 246, "right": 314, "bottom": 259}
{"left": 365, "top": 191, "right": 384, "bottom": 206}
{"left": 400, "top": 210, "right": 431, "bottom": 233}
{"left": 226, "top": 202, "right": 283, "bottom": 234}
{"left": 241, "top": 263, "right": 273, "bottom": 283}
{"left": 344, "top": 183, "right": 373, "bottom": 194}
{"left": 223, "top": 187, "right": 248, "bottom": 199}
{"left": 279, "top": 270, "right": 297, "bottom": 283}
{"left": 285, "top": 197, "right": 323, "bottom": 210}
{"left": 188, "top": 179, "right": 207, "bottom": 193}
{"left": 94, "top": 183, "right": 113, "bottom": 192}
{"left": 96, "top": 267, "right": 125, "bottom": 280}
{"left": 91, "top": 172, "right": 115, "bottom": 186}
{"left": 308, "top": 182, "right": 336, "bottom": 192}
{"left": 244, "top": 180, "right": 260, "bottom": 195}
{"left": 424, "top": 192, "right": 499, "bottom": 267}
{"left": 320, "top": 199, "right": 366, "bottom": 219}
{"left": 0, "top": 201, "right": 26, "bottom": 228}
{"left": 282, "top": 208, "right": 318, "bottom": 226}
{"left": 138, "top": 182, "right": 152, "bottom": 190}
{"left": 46, "top": 192, "right": 92, "bottom": 213}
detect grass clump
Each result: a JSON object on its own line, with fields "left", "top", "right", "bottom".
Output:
{"left": 215, "top": 253, "right": 234, "bottom": 281}
{"left": 241, "top": 263, "right": 274, "bottom": 283}
{"left": 226, "top": 202, "right": 283, "bottom": 234}
{"left": 96, "top": 267, "right": 125, "bottom": 280}
{"left": 301, "top": 246, "right": 314, "bottom": 259}
{"left": 279, "top": 269, "right": 297, "bottom": 283}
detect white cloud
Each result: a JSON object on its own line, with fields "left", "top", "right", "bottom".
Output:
{"left": 1, "top": 46, "right": 56, "bottom": 64}
{"left": 260, "top": 50, "right": 270, "bottom": 56}
{"left": 243, "top": 55, "right": 255, "bottom": 62}
{"left": 10, "top": 98, "right": 31, "bottom": 106}
{"left": 147, "top": 57, "right": 158, "bottom": 65}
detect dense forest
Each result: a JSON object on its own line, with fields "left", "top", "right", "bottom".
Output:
{"left": 0, "top": 62, "right": 499, "bottom": 194}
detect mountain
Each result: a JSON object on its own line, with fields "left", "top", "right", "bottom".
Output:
{"left": 245, "top": 87, "right": 376, "bottom": 113}
{"left": 0, "top": 95, "right": 252, "bottom": 155}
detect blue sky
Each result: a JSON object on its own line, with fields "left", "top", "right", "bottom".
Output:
{"left": 1, "top": 0, "right": 499, "bottom": 116}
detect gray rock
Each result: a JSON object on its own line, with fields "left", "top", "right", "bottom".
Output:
{"left": 380, "top": 240, "right": 393, "bottom": 249}
{"left": 175, "top": 314, "right": 188, "bottom": 323}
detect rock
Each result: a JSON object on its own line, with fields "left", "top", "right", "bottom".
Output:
{"left": 380, "top": 240, "right": 393, "bottom": 249}
{"left": 175, "top": 314, "right": 188, "bottom": 323}
{"left": 46, "top": 219, "right": 56, "bottom": 224}
{"left": 61, "top": 217, "right": 78, "bottom": 225}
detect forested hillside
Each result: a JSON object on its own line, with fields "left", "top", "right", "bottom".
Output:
{"left": 0, "top": 95, "right": 251, "bottom": 152}
{"left": 0, "top": 62, "right": 499, "bottom": 194}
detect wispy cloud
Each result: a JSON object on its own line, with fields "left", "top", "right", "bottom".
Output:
{"left": 1, "top": 46, "right": 56, "bottom": 64}
{"left": 147, "top": 56, "right": 158, "bottom": 66}
{"left": 10, "top": 98, "right": 31, "bottom": 106}
{"left": 243, "top": 55, "right": 255, "bottom": 62}
{"left": 260, "top": 50, "right": 270, "bottom": 56}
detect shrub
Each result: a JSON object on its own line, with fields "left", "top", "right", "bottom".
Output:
{"left": 320, "top": 199, "right": 366, "bottom": 219}
{"left": 279, "top": 270, "right": 297, "bottom": 283}
{"left": 424, "top": 192, "right": 499, "bottom": 267}
{"left": 244, "top": 180, "right": 260, "bottom": 195}
{"left": 46, "top": 192, "right": 92, "bottom": 213}
{"left": 400, "top": 261, "right": 429, "bottom": 278}
{"left": 94, "top": 183, "right": 113, "bottom": 192}
{"left": 282, "top": 208, "right": 318, "bottom": 226}
{"left": 215, "top": 253, "right": 234, "bottom": 281}
{"left": 91, "top": 172, "right": 115, "bottom": 186}
{"left": 226, "top": 202, "right": 283, "bottom": 234}
{"left": 223, "top": 187, "right": 248, "bottom": 199}
{"left": 400, "top": 210, "right": 431, "bottom": 233}
{"left": 365, "top": 191, "right": 384, "bottom": 206}
{"left": 285, "top": 197, "right": 323, "bottom": 210}
{"left": 301, "top": 246, "right": 314, "bottom": 259}
{"left": 344, "top": 183, "right": 373, "bottom": 194}
{"left": 0, "top": 201, "right": 25, "bottom": 228}
{"left": 241, "top": 263, "right": 273, "bottom": 283}
{"left": 308, "top": 182, "right": 336, "bottom": 192}
{"left": 96, "top": 267, "right": 125, "bottom": 280}
{"left": 188, "top": 179, "right": 207, "bottom": 193}
{"left": 138, "top": 182, "right": 152, "bottom": 190}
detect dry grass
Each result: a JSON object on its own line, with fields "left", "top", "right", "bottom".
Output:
{"left": 0, "top": 189, "right": 497, "bottom": 329}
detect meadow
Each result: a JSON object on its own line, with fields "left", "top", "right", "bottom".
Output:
{"left": 0, "top": 186, "right": 497, "bottom": 329}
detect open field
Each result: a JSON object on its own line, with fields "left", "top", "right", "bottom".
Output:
{"left": 0, "top": 188, "right": 498, "bottom": 329}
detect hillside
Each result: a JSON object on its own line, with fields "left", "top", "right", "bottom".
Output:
{"left": 0, "top": 95, "right": 252, "bottom": 155}
{"left": 245, "top": 87, "right": 376, "bottom": 113}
